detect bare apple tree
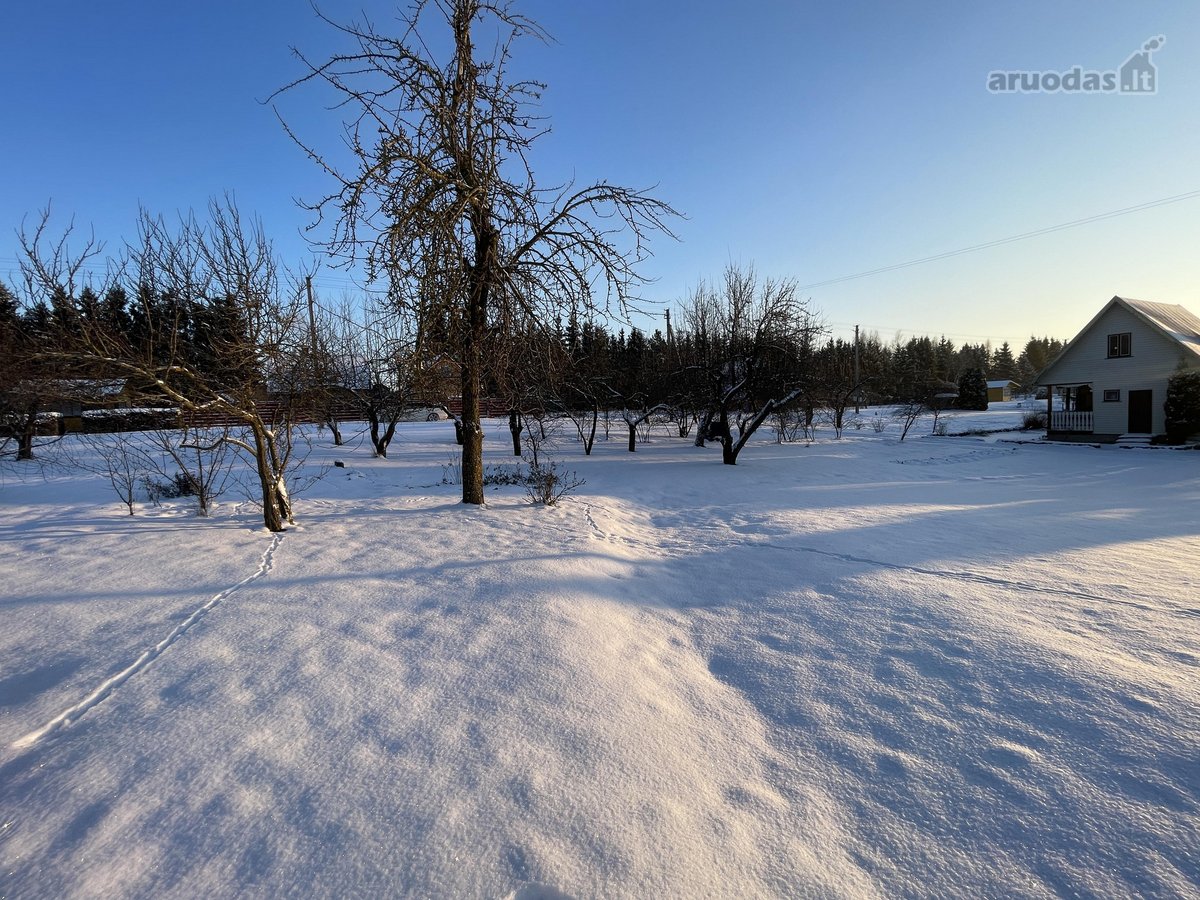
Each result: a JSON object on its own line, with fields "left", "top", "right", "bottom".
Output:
{"left": 682, "top": 264, "right": 820, "bottom": 465}
{"left": 273, "top": 0, "right": 678, "bottom": 505}
{"left": 18, "top": 202, "right": 310, "bottom": 532}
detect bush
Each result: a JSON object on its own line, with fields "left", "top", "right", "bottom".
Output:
{"left": 524, "top": 460, "right": 585, "bottom": 506}
{"left": 1164, "top": 369, "right": 1200, "bottom": 443}
{"left": 1022, "top": 410, "right": 1048, "bottom": 430}
{"left": 441, "top": 455, "right": 463, "bottom": 485}
{"left": 142, "top": 472, "right": 196, "bottom": 505}
{"left": 442, "top": 458, "right": 528, "bottom": 487}
{"left": 483, "top": 464, "right": 526, "bottom": 486}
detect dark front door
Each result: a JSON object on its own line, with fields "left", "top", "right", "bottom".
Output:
{"left": 1128, "top": 389, "right": 1152, "bottom": 433}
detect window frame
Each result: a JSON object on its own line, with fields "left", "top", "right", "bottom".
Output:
{"left": 1102, "top": 389, "right": 1121, "bottom": 402}
{"left": 1107, "top": 332, "right": 1132, "bottom": 358}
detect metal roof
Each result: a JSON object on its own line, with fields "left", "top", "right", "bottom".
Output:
{"left": 1117, "top": 297, "right": 1200, "bottom": 357}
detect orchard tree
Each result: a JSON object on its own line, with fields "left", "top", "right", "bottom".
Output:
{"left": 274, "top": 0, "right": 677, "bottom": 505}
{"left": 18, "top": 203, "right": 310, "bottom": 533}
{"left": 682, "top": 264, "right": 819, "bottom": 465}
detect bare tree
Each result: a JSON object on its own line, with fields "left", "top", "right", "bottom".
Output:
{"left": 273, "top": 0, "right": 677, "bottom": 505}
{"left": 147, "top": 424, "right": 236, "bottom": 517}
{"left": 620, "top": 403, "right": 669, "bottom": 453}
{"left": 18, "top": 202, "right": 309, "bottom": 532}
{"left": 78, "top": 430, "right": 148, "bottom": 515}
{"left": 319, "top": 299, "right": 421, "bottom": 459}
{"left": 3, "top": 214, "right": 106, "bottom": 460}
{"left": 681, "top": 264, "right": 820, "bottom": 465}
{"left": 893, "top": 400, "right": 926, "bottom": 441}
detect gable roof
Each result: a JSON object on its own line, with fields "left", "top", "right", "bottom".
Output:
{"left": 1037, "top": 296, "right": 1200, "bottom": 384}
{"left": 986, "top": 380, "right": 1017, "bottom": 389}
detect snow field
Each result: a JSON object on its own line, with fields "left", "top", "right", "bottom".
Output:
{"left": 1, "top": 411, "right": 1198, "bottom": 898}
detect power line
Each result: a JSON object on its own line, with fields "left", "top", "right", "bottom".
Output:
{"left": 826, "top": 319, "right": 1030, "bottom": 344}
{"left": 797, "top": 189, "right": 1200, "bottom": 292}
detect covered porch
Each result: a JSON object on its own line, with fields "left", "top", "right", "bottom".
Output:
{"left": 1047, "top": 383, "right": 1093, "bottom": 434}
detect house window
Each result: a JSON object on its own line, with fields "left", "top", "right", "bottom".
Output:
{"left": 1103, "top": 389, "right": 1120, "bottom": 402}
{"left": 1107, "top": 333, "right": 1131, "bottom": 358}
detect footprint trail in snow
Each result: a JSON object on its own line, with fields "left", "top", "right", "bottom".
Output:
{"left": 12, "top": 532, "right": 283, "bottom": 750}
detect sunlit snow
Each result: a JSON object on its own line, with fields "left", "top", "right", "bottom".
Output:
{"left": 2, "top": 405, "right": 1197, "bottom": 898}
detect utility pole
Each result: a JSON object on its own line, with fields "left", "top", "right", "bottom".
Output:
{"left": 854, "top": 324, "right": 861, "bottom": 413}
{"left": 664, "top": 308, "right": 673, "bottom": 345}
{"left": 305, "top": 274, "right": 318, "bottom": 359}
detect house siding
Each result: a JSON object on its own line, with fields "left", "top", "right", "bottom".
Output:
{"left": 1039, "top": 302, "right": 1196, "bottom": 435}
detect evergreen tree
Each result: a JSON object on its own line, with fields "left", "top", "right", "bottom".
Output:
{"left": 1016, "top": 336, "right": 1064, "bottom": 391}
{"left": 957, "top": 367, "right": 989, "bottom": 410}
{"left": 0, "top": 281, "right": 20, "bottom": 329}
{"left": 1164, "top": 368, "right": 1200, "bottom": 442}
{"left": 991, "top": 341, "right": 1018, "bottom": 380}
{"left": 99, "top": 286, "right": 133, "bottom": 336}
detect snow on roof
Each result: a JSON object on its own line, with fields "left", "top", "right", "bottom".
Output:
{"left": 51, "top": 378, "right": 128, "bottom": 399}
{"left": 1118, "top": 297, "right": 1200, "bottom": 358}
{"left": 986, "top": 380, "right": 1017, "bottom": 389}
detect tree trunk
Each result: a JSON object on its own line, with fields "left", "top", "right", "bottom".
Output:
{"left": 17, "top": 427, "right": 34, "bottom": 460}
{"left": 461, "top": 218, "right": 495, "bottom": 505}
{"left": 326, "top": 415, "right": 343, "bottom": 446}
{"left": 369, "top": 415, "right": 396, "bottom": 458}
{"left": 509, "top": 410, "right": 522, "bottom": 456}
{"left": 627, "top": 419, "right": 637, "bottom": 452}
{"left": 718, "top": 409, "right": 737, "bottom": 465}
{"left": 250, "top": 422, "right": 288, "bottom": 532}
{"left": 694, "top": 411, "right": 710, "bottom": 448}
{"left": 583, "top": 405, "right": 598, "bottom": 455}
{"left": 461, "top": 368, "right": 484, "bottom": 503}
{"left": 460, "top": 300, "right": 486, "bottom": 505}
{"left": 369, "top": 412, "right": 385, "bottom": 458}
{"left": 252, "top": 432, "right": 284, "bottom": 531}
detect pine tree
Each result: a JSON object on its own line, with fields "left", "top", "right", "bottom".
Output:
{"left": 957, "top": 367, "right": 989, "bottom": 410}
{"left": 1164, "top": 368, "right": 1200, "bottom": 442}
{"left": 991, "top": 341, "right": 1018, "bottom": 380}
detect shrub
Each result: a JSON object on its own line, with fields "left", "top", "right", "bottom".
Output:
{"left": 1164, "top": 369, "right": 1200, "bottom": 443}
{"left": 524, "top": 460, "right": 585, "bottom": 506}
{"left": 142, "top": 472, "right": 196, "bottom": 505}
{"left": 1022, "top": 410, "right": 1048, "bottom": 430}
{"left": 441, "top": 454, "right": 464, "bottom": 485}
{"left": 483, "top": 464, "right": 526, "bottom": 486}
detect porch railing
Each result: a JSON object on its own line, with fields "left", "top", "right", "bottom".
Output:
{"left": 1050, "top": 410, "right": 1093, "bottom": 432}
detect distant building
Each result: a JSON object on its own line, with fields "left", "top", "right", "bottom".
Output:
{"left": 986, "top": 380, "right": 1018, "bottom": 403}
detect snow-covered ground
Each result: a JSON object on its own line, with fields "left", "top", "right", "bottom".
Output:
{"left": 2, "top": 404, "right": 1198, "bottom": 899}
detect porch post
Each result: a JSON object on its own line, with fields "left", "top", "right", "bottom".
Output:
{"left": 1046, "top": 388, "right": 1053, "bottom": 432}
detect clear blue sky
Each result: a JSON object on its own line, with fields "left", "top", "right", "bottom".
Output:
{"left": 2, "top": 1, "right": 1198, "bottom": 347}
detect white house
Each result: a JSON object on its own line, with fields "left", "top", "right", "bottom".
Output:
{"left": 1036, "top": 296, "right": 1200, "bottom": 442}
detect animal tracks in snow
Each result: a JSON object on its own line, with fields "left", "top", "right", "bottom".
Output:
{"left": 894, "top": 447, "right": 1019, "bottom": 466}
{"left": 12, "top": 532, "right": 283, "bottom": 750}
